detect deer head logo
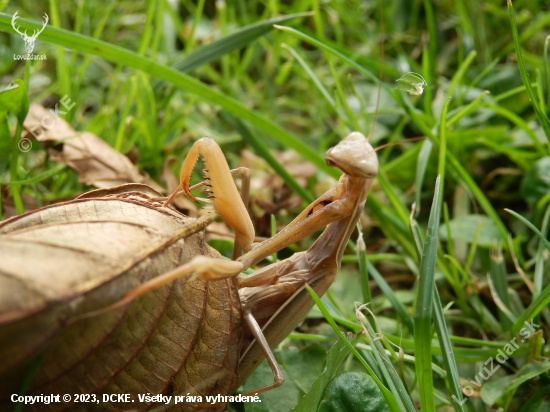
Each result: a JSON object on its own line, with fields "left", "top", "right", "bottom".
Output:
{"left": 11, "top": 11, "right": 49, "bottom": 54}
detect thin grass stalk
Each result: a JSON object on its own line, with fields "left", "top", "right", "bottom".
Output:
{"left": 545, "top": 35, "right": 550, "bottom": 112}
{"left": 438, "top": 99, "right": 451, "bottom": 203}
{"left": 432, "top": 290, "right": 466, "bottom": 411}
{"left": 415, "top": 140, "right": 432, "bottom": 214}
{"left": 47, "top": 0, "right": 72, "bottom": 120}
{"left": 414, "top": 175, "right": 442, "bottom": 412}
{"left": 489, "top": 248, "right": 513, "bottom": 331}
{"left": 185, "top": 0, "right": 206, "bottom": 52}
{"left": 357, "top": 231, "right": 371, "bottom": 305}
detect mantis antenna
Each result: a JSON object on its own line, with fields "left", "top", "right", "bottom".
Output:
{"left": 373, "top": 136, "right": 426, "bottom": 152}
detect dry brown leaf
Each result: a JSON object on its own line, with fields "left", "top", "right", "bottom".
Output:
{"left": 0, "top": 184, "right": 241, "bottom": 411}
{"left": 23, "top": 104, "right": 163, "bottom": 191}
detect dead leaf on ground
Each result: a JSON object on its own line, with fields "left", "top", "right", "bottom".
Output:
{"left": 0, "top": 184, "right": 241, "bottom": 411}
{"left": 22, "top": 104, "right": 163, "bottom": 191}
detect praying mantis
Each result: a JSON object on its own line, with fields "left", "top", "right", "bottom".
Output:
{"left": 0, "top": 131, "right": 378, "bottom": 411}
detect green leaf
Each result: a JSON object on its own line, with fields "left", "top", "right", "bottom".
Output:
{"left": 279, "top": 345, "right": 328, "bottom": 394}
{"left": 520, "top": 157, "right": 550, "bottom": 205}
{"left": 0, "top": 80, "right": 29, "bottom": 125}
{"left": 480, "top": 359, "right": 550, "bottom": 406}
{"left": 438, "top": 214, "right": 502, "bottom": 247}
{"left": 395, "top": 72, "right": 427, "bottom": 96}
{"left": 172, "top": 13, "right": 312, "bottom": 73}
{"left": 290, "top": 338, "right": 352, "bottom": 412}
{"left": 318, "top": 372, "right": 390, "bottom": 412}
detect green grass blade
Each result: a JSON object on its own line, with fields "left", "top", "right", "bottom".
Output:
{"left": 447, "top": 91, "right": 489, "bottom": 127}
{"left": 385, "top": 334, "right": 529, "bottom": 363}
{"left": 357, "top": 231, "right": 372, "bottom": 305}
{"left": 0, "top": 164, "right": 67, "bottom": 185}
{"left": 184, "top": 0, "right": 206, "bottom": 52}
{"left": 432, "top": 290, "right": 466, "bottom": 411}
{"left": 536, "top": 69, "right": 546, "bottom": 115}
{"left": 422, "top": 48, "right": 434, "bottom": 118}
{"left": 281, "top": 43, "right": 337, "bottom": 111}
{"left": 299, "top": 28, "right": 401, "bottom": 77}
{"left": 447, "top": 51, "right": 477, "bottom": 101}
{"left": 137, "top": 0, "right": 156, "bottom": 55}
{"left": 414, "top": 175, "right": 442, "bottom": 412}
{"left": 328, "top": 59, "right": 361, "bottom": 131}
{"left": 534, "top": 204, "right": 550, "bottom": 299}
{"left": 512, "top": 282, "right": 550, "bottom": 336}
{"left": 422, "top": 0, "right": 437, "bottom": 85}
{"left": 48, "top": 0, "right": 72, "bottom": 107}
{"left": 410, "top": 205, "right": 425, "bottom": 262}
{"left": 377, "top": 171, "right": 410, "bottom": 227}
{"left": 274, "top": 25, "right": 387, "bottom": 92}
{"left": 438, "top": 98, "right": 451, "bottom": 198}
{"left": 466, "top": 221, "right": 483, "bottom": 269}
{"left": 505, "top": 209, "right": 550, "bottom": 253}
{"left": 486, "top": 105, "right": 546, "bottom": 155}
{"left": 467, "top": 57, "right": 500, "bottom": 90}
{"left": 489, "top": 248, "right": 514, "bottom": 330}
{"left": 545, "top": 35, "right": 550, "bottom": 111}
{"left": 173, "top": 13, "right": 312, "bottom": 73}
{"left": 415, "top": 140, "right": 433, "bottom": 214}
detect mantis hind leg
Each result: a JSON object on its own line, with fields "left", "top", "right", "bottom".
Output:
{"left": 238, "top": 311, "right": 284, "bottom": 396}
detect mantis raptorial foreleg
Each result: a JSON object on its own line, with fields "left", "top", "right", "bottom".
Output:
{"left": 164, "top": 137, "right": 254, "bottom": 253}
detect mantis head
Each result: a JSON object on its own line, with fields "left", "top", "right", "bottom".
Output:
{"left": 325, "top": 132, "right": 379, "bottom": 179}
